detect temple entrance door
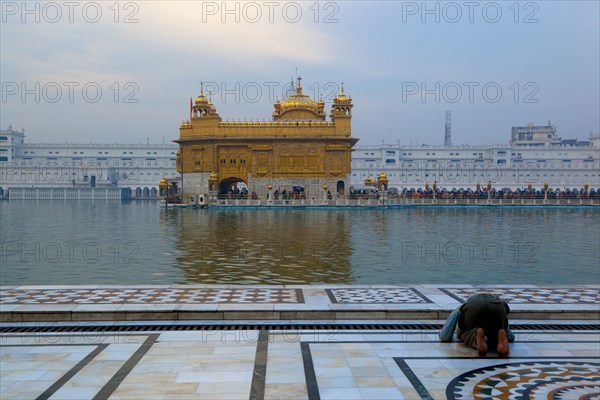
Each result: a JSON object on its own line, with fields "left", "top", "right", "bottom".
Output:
{"left": 337, "top": 180, "right": 345, "bottom": 194}
{"left": 219, "top": 177, "right": 248, "bottom": 197}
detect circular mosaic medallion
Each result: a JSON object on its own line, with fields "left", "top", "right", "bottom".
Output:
{"left": 446, "top": 361, "right": 599, "bottom": 399}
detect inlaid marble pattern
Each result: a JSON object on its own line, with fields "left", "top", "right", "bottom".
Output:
{"left": 326, "top": 288, "right": 432, "bottom": 304}
{"left": 0, "top": 288, "right": 304, "bottom": 304}
{"left": 440, "top": 287, "right": 600, "bottom": 304}
{"left": 446, "top": 361, "right": 600, "bottom": 399}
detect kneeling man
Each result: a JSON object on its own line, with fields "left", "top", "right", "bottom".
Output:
{"left": 440, "top": 293, "right": 513, "bottom": 358}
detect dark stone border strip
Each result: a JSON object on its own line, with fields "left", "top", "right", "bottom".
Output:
{"left": 325, "top": 289, "right": 338, "bottom": 304}
{"left": 295, "top": 289, "right": 306, "bottom": 304}
{"left": 411, "top": 288, "right": 433, "bottom": 303}
{"left": 34, "top": 343, "right": 108, "bottom": 400}
{"left": 93, "top": 334, "right": 159, "bottom": 400}
{"left": 394, "top": 358, "right": 433, "bottom": 400}
{"left": 439, "top": 288, "right": 465, "bottom": 303}
{"left": 301, "top": 342, "right": 320, "bottom": 400}
{"left": 249, "top": 329, "right": 269, "bottom": 400}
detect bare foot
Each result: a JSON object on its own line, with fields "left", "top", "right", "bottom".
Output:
{"left": 497, "top": 329, "right": 510, "bottom": 358}
{"left": 476, "top": 328, "right": 488, "bottom": 357}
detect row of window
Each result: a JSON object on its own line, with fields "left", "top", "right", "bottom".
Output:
{"left": 219, "top": 158, "right": 247, "bottom": 165}
{"left": 19, "top": 150, "right": 176, "bottom": 156}
{"left": 353, "top": 172, "right": 597, "bottom": 177}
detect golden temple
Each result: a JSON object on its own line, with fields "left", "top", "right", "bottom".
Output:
{"left": 175, "top": 77, "right": 358, "bottom": 200}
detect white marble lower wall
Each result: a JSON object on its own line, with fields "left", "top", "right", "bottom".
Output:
{"left": 180, "top": 172, "right": 211, "bottom": 199}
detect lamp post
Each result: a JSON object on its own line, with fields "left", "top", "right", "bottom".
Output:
{"left": 432, "top": 180, "right": 437, "bottom": 203}
{"left": 544, "top": 181, "right": 549, "bottom": 204}
{"left": 267, "top": 183, "right": 273, "bottom": 205}
{"left": 487, "top": 180, "right": 492, "bottom": 203}
{"left": 323, "top": 184, "right": 328, "bottom": 204}
{"left": 159, "top": 177, "right": 168, "bottom": 208}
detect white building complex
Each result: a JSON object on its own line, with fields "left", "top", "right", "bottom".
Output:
{"left": 0, "top": 127, "right": 178, "bottom": 199}
{"left": 351, "top": 123, "right": 599, "bottom": 191}
{"left": 1, "top": 122, "right": 598, "bottom": 199}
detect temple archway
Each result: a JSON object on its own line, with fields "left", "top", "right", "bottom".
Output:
{"left": 337, "top": 180, "right": 345, "bottom": 194}
{"left": 219, "top": 177, "right": 247, "bottom": 195}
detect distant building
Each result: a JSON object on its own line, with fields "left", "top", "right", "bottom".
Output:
{"left": 0, "top": 126, "right": 178, "bottom": 198}
{"left": 352, "top": 126, "right": 599, "bottom": 190}
{"left": 511, "top": 121, "right": 560, "bottom": 146}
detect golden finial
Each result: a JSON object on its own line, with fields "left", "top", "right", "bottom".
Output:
{"left": 200, "top": 81, "right": 204, "bottom": 96}
{"left": 340, "top": 82, "right": 344, "bottom": 95}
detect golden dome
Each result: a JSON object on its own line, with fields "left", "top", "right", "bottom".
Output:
{"left": 333, "top": 82, "right": 352, "bottom": 104}
{"left": 159, "top": 177, "right": 167, "bottom": 186}
{"left": 195, "top": 82, "right": 209, "bottom": 105}
{"left": 195, "top": 95, "right": 208, "bottom": 105}
{"left": 279, "top": 76, "right": 319, "bottom": 109}
{"left": 379, "top": 171, "right": 387, "bottom": 180}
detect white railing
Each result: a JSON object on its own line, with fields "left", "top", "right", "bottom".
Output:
{"left": 8, "top": 187, "right": 122, "bottom": 200}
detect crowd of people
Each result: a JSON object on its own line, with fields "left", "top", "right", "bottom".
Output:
{"left": 350, "top": 186, "right": 599, "bottom": 200}
{"left": 217, "top": 185, "right": 598, "bottom": 201}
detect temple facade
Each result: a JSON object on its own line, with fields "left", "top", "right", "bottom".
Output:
{"left": 175, "top": 77, "right": 358, "bottom": 200}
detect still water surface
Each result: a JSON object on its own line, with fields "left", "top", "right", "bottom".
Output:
{"left": 1, "top": 202, "right": 599, "bottom": 285}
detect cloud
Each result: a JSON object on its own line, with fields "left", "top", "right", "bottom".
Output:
{"left": 135, "top": 2, "right": 338, "bottom": 66}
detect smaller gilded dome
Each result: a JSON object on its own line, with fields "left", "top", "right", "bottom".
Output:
{"left": 195, "top": 82, "right": 209, "bottom": 105}
{"left": 195, "top": 94, "right": 208, "bottom": 105}
{"left": 159, "top": 177, "right": 168, "bottom": 186}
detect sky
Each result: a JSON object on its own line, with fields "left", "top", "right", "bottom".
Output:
{"left": 1, "top": 0, "right": 599, "bottom": 145}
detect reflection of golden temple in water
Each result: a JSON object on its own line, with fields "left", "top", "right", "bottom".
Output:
{"left": 175, "top": 77, "right": 358, "bottom": 200}
{"left": 165, "top": 210, "right": 353, "bottom": 284}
